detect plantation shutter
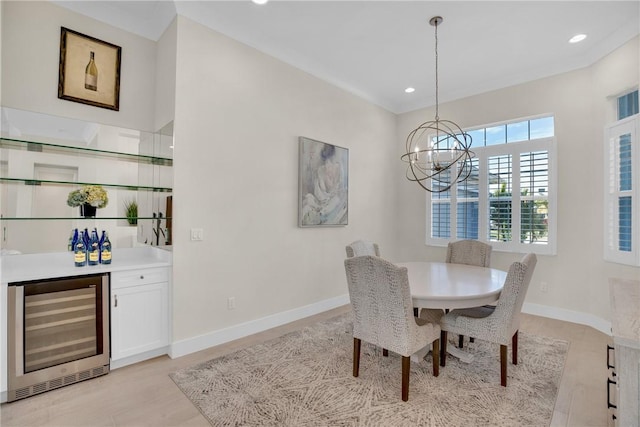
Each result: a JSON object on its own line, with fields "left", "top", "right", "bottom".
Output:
{"left": 520, "top": 151, "right": 549, "bottom": 245}
{"left": 604, "top": 117, "right": 639, "bottom": 265}
{"left": 488, "top": 154, "right": 513, "bottom": 243}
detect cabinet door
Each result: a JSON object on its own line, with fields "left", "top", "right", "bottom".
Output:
{"left": 111, "top": 281, "right": 169, "bottom": 361}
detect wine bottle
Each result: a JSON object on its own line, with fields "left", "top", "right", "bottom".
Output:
{"left": 74, "top": 231, "right": 87, "bottom": 267}
{"left": 84, "top": 51, "right": 98, "bottom": 91}
{"left": 88, "top": 229, "right": 100, "bottom": 266}
{"left": 83, "top": 228, "right": 90, "bottom": 248}
{"left": 67, "top": 229, "right": 78, "bottom": 251}
{"left": 99, "top": 230, "right": 105, "bottom": 263}
{"left": 100, "top": 231, "right": 112, "bottom": 265}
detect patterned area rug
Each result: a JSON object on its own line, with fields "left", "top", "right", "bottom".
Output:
{"left": 170, "top": 314, "right": 568, "bottom": 426}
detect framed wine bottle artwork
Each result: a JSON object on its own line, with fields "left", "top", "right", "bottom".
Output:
{"left": 58, "top": 27, "right": 122, "bottom": 111}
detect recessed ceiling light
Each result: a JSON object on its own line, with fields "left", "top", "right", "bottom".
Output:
{"left": 405, "top": 87, "right": 415, "bottom": 93}
{"left": 252, "top": 0, "right": 269, "bottom": 4}
{"left": 569, "top": 34, "right": 587, "bottom": 44}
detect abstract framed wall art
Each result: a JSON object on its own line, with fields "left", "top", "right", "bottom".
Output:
{"left": 298, "top": 137, "right": 349, "bottom": 227}
{"left": 58, "top": 27, "right": 122, "bottom": 111}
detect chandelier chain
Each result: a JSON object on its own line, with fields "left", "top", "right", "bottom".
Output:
{"left": 434, "top": 19, "right": 439, "bottom": 121}
{"left": 401, "top": 15, "right": 475, "bottom": 193}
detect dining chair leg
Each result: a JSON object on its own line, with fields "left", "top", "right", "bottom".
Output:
{"left": 402, "top": 356, "right": 410, "bottom": 401}
{"left": 470, "top": 337, "right": 475, "bottom": 343}
{"left": 500, "top": 344, "right": 507, "bottom": 387}
{"left": 432, "top": 339, "right": 440, "bottom": 377}
{"left": 458, "top": 335, "right": 464, "bottom": 348}
{"left": 440, "top": 331, "right": 447, "bottom": 367}
{"left": 353, "top": 338, "right": 361, "bottom": 377}
{"left": 512, "top": 331, "right": 518, "bottom": 365}
{"left": 383, "top": 348, "right": 389, "bottom": 357}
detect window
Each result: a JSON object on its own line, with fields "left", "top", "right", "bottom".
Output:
{"left": 427, "top": 115, "right": 556, "bottom": 255}
{"left": 605, "top": 90, "right": 639, "bottom": 265}
{"left": 618, "top": 90, "right": 639, "bottom": 120}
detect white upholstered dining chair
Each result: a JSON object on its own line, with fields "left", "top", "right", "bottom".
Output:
{"left": 345, "top": 240, "right": 380, "bottom": 258}
{"left": 445, "top": 239, "right": 493, "bottom": 348}
{"left": 346, "top": 240, "right": 392, "bottom": 355}
{"left": 446, "top": 239, "right": 492, "bottom": 267}
{"left": 439, "top": 253, "right": 537, "bottom": 386}
{"left": 344, "top": 255, "right": 440, "bottom": 401}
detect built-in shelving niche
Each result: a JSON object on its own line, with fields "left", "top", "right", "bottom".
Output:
{"left": 0, "top": 107, "right": 173, "bottom": 254}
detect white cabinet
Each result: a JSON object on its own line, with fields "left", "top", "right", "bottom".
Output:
{"left": 0, "top": 248, "right": 171, "bottom": 402}
{"left": 110, "top": 267, "right": 170, "bottom": 367}
{"left": 609, "top": 278, "right": 640, "bottom": 427}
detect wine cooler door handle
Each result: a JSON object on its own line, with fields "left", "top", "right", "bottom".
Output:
{"left": 114, "top": 294, "right": 118, "bottom": 308}
{"left": 607, "top": 378, "right": 617, "bottom": 409}
{"left": 607, "top": 345, "right": 615, "bottom": 371}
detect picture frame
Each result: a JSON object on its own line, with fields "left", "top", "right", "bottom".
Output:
{"left": 58, "top": 27, "right": 121, "bottom": 111}
{"left": 298, "top": 137, "right": 349, "bottom": 227}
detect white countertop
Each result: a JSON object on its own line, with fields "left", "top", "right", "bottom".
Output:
{"left": 609, "top": 278, "right": 640, "bottom": 350}
{"left": 0, "top": 246, "right": 172, "bottom": 283}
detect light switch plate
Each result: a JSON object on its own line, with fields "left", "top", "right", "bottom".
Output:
{"left": 190, "top": 228, "right": 204, "bottom": 241}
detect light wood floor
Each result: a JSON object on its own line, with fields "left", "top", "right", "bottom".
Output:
{"left": 1, "top": 306, "right": 611, "bottom": 427}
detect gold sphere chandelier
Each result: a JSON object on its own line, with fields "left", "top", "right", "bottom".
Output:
{"left": 401, "top": 16, "right": 475, "bottom": 193}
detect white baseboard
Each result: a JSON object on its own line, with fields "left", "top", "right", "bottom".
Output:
{"left": 523, "top": 302, "right": 612, "bottom": 336}
{"left": 170, "top": 294, "right": 350, "bottom": 359}
{"left": 169, "top": 296, "right": 610, "bottom": 360}
{"left": 110, "top": 346, "right": 170, "bottom": 370}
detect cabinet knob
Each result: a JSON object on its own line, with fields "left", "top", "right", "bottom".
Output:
{"left": 114, "top": 295, "right": 118, "bottom": 307}
{"left": 140, "top": 275, "right": 144, "bottom": 279}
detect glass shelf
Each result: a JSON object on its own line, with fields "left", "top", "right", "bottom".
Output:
{"left": 0, "top": 108, "right": 174, "bottom": 254}
{"left": 0, "top": 177, "right": 172, "bottom": 193}
{"left": 0, "top": 137, "right": 173, "bottom": 166}
{"left": 0, "top": 216, "right": 172, "bottom": 221}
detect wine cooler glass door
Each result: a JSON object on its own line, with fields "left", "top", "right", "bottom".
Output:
{"left": 24, "top": 285, "right": 99, "bottom": 373}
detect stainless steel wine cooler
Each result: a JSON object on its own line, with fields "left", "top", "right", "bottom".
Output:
{"left": 7, "top": 273, "right": 110, "bottom": 402}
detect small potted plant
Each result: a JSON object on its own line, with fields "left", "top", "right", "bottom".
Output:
{"left": 67, "top": 185, "right": 109, "bottom": 217}
{"left": 124, "top": 199, "right": 138, "bottom": 225}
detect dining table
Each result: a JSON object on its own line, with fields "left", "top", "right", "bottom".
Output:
{"left": 395, "top": 261, "right": 507, "bottom": 365}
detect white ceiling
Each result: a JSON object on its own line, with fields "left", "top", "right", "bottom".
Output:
{"left": 53, "top": 1, "right": 640, "bottom": 114}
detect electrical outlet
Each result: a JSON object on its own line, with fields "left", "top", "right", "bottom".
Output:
{"left": 227, "top": 297, "right": 236, "bottom": 310}
{"left": 540, "top": 281, "right": 548, "bottom": 293}
{"left": 190, "top": 228, "right": 204, "bottom": 241}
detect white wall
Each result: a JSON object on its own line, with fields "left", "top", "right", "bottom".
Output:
{"left": 2, "top": 1, "right": 638, "bottom": 348}
{"left": 0, "top": 1, "right": 3, "bottom": 120}
{"left": 394, "top": 36, "right": 640, "bottom": 324}
{"left": 0, "top": 1, "right": 163, "bottom": 254}
{"left": 170, "top": 16, "right": 397, "bottom": 341}
{"left": 0, "top": 1, "right": 156, "bottom": 132}
{"left": 154, "top": 18, "right": 177, "bottom": 132}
